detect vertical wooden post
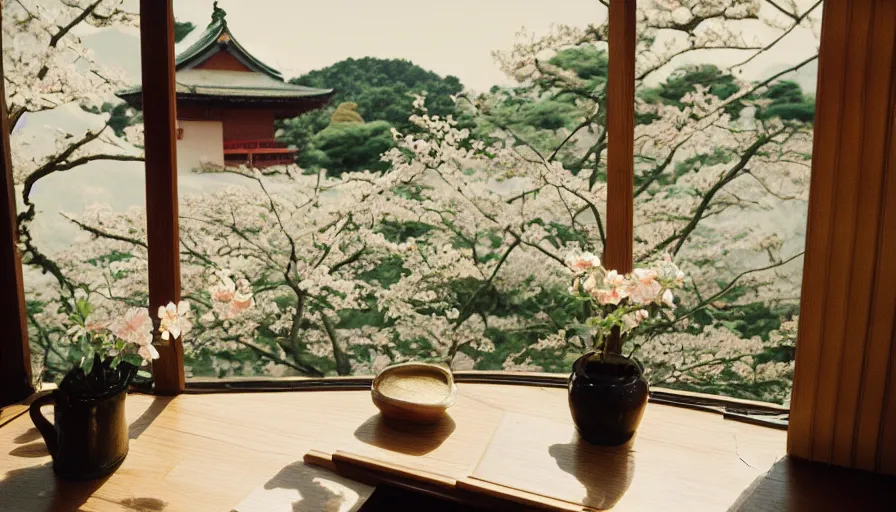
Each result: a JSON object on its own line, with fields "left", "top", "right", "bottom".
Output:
{"left": 789, "top": 0, "right": 896, "bottom": 476}
{"left": 604, "top": 0, "right": 637, "bottom": 355}
{"left": 140, "top": 0, "right": 184, "bottom": 394}
{"left": 605, "top": 0, "right": 636, "bottom": 274}
{"left": 0, "top": 30, "right": 34, "bottom": 406}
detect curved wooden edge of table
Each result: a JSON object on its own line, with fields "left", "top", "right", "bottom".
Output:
{"left": 0, "top": 382, "right": 891, "bottom": 511}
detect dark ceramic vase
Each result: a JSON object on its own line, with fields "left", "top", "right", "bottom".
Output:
{"left": 568, "top": 352, "right": 649, "bottom": 446}
{"left": 29, "top": 378, "right": 132, "bottom": 480}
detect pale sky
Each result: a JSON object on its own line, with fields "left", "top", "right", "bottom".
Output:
{"left": 87, "top": 0, "right": 819, "bottom": 94}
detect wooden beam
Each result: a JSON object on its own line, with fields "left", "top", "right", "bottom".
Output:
{"left": 789, "top": 0, "right": 896, "bottom": 476}
{"left": 0, "top": 19, "right": 34, "bottom": 406}
{"left": 139, "top": 0, "right": 184, "bottom": 394}
{"left": 605, "top": 0, "right": 636, "bottom": 274}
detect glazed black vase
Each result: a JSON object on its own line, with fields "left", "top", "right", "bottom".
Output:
{"left": 568, "top": 352, "right": 649, "bottom": 446}
{"left": 29, "top": 368, "right": 134, "bottom": 480}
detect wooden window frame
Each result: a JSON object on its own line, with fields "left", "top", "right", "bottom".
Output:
{"left": 0, "top": 23, "right": 33, "bottom": 406}
{"left": 138, "top": 0, "right": 185, "bottom": 395}
{"left": 1, "top": 0, "right": 895, "bottom": 475}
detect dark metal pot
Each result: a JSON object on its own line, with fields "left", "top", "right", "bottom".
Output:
{"left": 29, "top": 383, "right": 131, "bottom": 480}
{"left": 568, "top": 352, "right": 649, "bottom": 446}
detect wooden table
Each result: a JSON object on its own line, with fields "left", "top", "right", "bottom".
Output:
{"left": 0, "top": 383, "right": 893, "bottom": 511}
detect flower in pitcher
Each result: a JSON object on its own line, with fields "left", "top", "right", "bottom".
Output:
{"left": 158, "top": 300, "right": 193, "bottom": 341}
{"left": 111, "top": 307, "right": 153, "bottom": 347}
{"left": 138, "top": 343, "right": 160, "bottom": 362}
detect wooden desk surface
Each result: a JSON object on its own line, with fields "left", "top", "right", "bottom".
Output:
{"left": 0, "top": 383, "right": 893, "bottom": 511}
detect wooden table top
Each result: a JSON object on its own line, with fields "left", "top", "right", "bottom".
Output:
{"left": 0, "top": 383, "right": 893, "bottom": 511}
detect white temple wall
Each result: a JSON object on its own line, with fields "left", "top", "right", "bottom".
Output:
{"left": 176, "top": 120, "right": 224, "bottom": 173}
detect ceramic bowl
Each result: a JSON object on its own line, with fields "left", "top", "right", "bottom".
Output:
{"left": 371, "top": 362, "right": 457, "bottom": 424}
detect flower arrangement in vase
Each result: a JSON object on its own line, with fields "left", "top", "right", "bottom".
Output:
{"left": 564, "top": 250, "right": 684, "bottom": 445}
{"left": 29, "top": 298, "right": 191, "bottom": 480}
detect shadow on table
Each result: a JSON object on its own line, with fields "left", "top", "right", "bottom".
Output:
{"left": 129, "top": 395, "right": 173, "bottom": 439}
{"left": 14, "top": 426, "right": 42, "bottom": 444}
{"left": 235, "top": 461, "right": 370, "bottom": 512}
{"left": 548, "top": 435, "right": 635, "bottom": 510}
{"left": 727, "top": 456, "right": 896, "bottom": 512}
{"left": 10, "top": 425, "right": 50, "bottom": 458}
{"left": 353, "top": 413, "right": 456, "bottom": 456}
{"left": 0, "top": 463, "right": 110, "bottom": 511}
{"left": 8, "top": 442, "right": 50, "bottom": 458}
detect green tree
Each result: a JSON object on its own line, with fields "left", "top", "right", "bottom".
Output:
{"left": 755, "top": 81, "right": 815, "bottom": 122}
{"left": 298, "top": 120, "right": 395, "bottom": 175}
{"left": 279, "top": 58, "right": 464, "bottom": 164}
{"left": 291, "top": 57, "right": 463, "bottom": 131}
{"left": 639, "top": 65, "right": 814, "bottom": 122}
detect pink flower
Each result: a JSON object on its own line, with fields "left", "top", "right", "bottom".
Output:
{"left": 210, "top": 275, "right": 236, "bottom": 303}
{"left": 582, "top": 275, "right": 598, "bottom": 293}
{"left": 158, "top": 300, "right": 192, "bottom": 341}
{"left": 630, "top": 268, "right": 662, "bottom": 305}
{"left": 595, "top": 287, "right": 628, "bottom": 306}
{"left": 227, "top": 291, "right": 254, "bottom": 317}
{"left": 622, "top": 309, "right": 650, "bottom": 330}
{"left": 565, "top": 251, "right": 601, "bottom": 272}
{"left": 593, "top": 270, "right": 629, "bottom": 305}
{"left": 603, "top": 270, "right": 626, "bottom": 288}
{"left": 111, "top": 307, "right": 153, "bottom": 347}
{"left": 84, "top": 318, "right": 108, "bottom": 332}
{"left": 138, "top": 343, "right": 160, "bottom": 363}
{"left": 662, "top": 289, "right": 676, "bottom": 308}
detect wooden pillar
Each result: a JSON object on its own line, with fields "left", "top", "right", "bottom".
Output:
{"left": 140, "top": 0, "right": 184, "bottom": 394}
{"left": 605, "top": 0, "right": 636, "bottom": 274}
{"left": 789, "top": 0, "right": 896, "bottom": 475}
{"left": 603, "top": 0, "right": 637, "bottom": 355}
{"left": 0, "top": 28, "right": 34, "bottom": 406}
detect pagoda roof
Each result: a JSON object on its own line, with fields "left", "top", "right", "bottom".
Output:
{"left": 116, "top": 9, "right": 334, "bottom": 109}
{"left": 117, "top": 70, "right": 333, "bottom": 103}
{"left": 175, "top": 17, "right": 282, "bottom": 79}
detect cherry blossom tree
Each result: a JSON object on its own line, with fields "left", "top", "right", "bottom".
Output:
{"left": 3, "top": 0, "right": 143, "bottom": 376}
{"left": 11, "top": 0, "right": 821, "bottom": 402}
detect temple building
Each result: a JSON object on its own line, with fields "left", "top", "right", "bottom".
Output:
{"left": 118, "top": 6, "right": 334, "bottom": 171}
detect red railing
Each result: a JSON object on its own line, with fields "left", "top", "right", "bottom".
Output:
{"left": 223, "top": 138, "right": 289, "bottom": 151}
{"left": 223, "top": 138, "right": 296, "bottom": 168}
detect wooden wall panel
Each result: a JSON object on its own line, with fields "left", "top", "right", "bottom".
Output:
{"left": 789, "top": 0, "right": 896, "bottom": 475}
{"left": 0, "top": 25, "right": 34, "bottom": 406}
{"left": 787, "top": 0, "right": 847, "bottom": 462}
{"left": 140, "top": 0, "right": 185, "bottom": 394}
{"left": 862, "top": 89, "right": 896, "bottom": 473}
{"left": 222, "top": 110, "right": 276, "bottom": 141}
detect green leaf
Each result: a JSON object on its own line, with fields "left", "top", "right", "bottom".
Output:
{"left": 81, "top": 354, "right": 94, "bottom": 375}
{"left": 122, "top": 354, "right": 145, "bottom": 368}
{"left": 75, "top": 298, "right": 94, "bottom": 319}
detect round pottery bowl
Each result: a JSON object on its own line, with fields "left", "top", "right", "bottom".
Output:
{"left": 371, "top": 363, "right": 457, "bottom": 424}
